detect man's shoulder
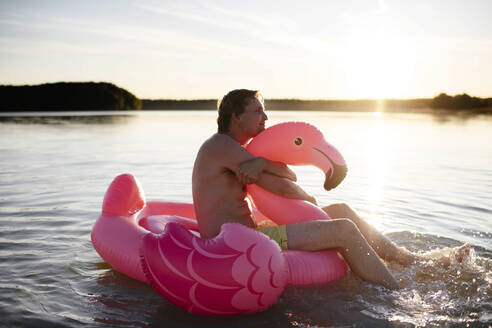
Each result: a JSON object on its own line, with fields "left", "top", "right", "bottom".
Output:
{"left": 197, "top": 133, "right": 254, "bottom": 170}
{"left": 203, "top": 133, "right": 241, "bottom": 149}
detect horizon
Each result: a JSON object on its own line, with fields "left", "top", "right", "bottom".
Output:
{"left": 2, "top": 82, "right": 487, "bottom": 101}
{"left": 1, "top": 1, "right": 491, "bottom": 100}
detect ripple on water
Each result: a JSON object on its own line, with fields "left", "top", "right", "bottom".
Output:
{"left": 1, "top": 111, "right": 491, "bottom": 327}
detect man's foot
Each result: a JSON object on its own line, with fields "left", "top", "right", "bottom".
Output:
{"left": 421, "top": 243, "right": 472, "bottom": 267}
{"left": 392, "top": 243, "right": 472, "bottom": 267}
{"left": 451, "top": 243, "right": 471, "bottom": 264}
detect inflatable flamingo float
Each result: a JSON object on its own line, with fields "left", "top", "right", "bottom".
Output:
{"left": 91, "top": 122, "right": 349, "bottom": 315}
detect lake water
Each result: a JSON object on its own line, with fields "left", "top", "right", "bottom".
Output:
{"left": 0, "top": 110, "right": 491, "bottom": 327}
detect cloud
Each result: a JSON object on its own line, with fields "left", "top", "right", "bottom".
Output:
{"left": 134, "top": 1, "right": 340, "bottom": 57}
{"left": 0, "top": 10, "right": 236, "bottom": 59}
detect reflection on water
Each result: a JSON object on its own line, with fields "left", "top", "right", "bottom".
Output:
{"left": 0, "top": 110, "right": 491, "bottom": 327}
{"left": 429, "top": 110, "right": 492, "bottom": 124}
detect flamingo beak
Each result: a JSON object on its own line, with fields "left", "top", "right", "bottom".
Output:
{"left": 323, "top": 161, "right": 347, "bottom": 191}
{"left": 311, "top": 139, "right": 348, "bottom": 191}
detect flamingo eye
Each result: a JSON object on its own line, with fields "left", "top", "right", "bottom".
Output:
{"left": 294, "top": 137, "right": 303, "bottom": 146}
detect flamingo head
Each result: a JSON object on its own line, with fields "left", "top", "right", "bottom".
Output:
{"left": 246, "top": 122, "right": 347, "bottom": 190}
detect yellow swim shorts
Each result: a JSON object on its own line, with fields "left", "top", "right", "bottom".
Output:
{"left": 256, "top": 225, "right": 288, "bottom": 250}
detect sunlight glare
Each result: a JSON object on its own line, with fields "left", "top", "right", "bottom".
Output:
{"left": 374, "top": 99, "right": 385, "bottom": 115}
{"left": 342, "top": 31, "right": 416, "bottom": 99}
{"left": 358, "top": 118, "right": 394, "bottom": 227}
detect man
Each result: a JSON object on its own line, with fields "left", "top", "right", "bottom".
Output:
{"left": 192, "top": 89, "right": 468, "bottom": 290}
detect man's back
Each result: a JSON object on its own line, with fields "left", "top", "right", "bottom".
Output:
{"left": 192, "top": 133, "right": 256, "bottom": 238}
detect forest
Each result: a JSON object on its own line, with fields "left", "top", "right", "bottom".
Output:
{"left": 0, "top": 82, "right": 141, "bottom": 111}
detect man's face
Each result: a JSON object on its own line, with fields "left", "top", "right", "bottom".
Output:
{"left": 237, "top": 97, "right": 268, "bottom": 137}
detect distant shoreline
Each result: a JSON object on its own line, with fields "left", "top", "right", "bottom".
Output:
{"left": 1, "top": 82, "right": 491, "bottom": 114}
{"left": 140, "top": 98, "right": 433, "bottom": 112}
{"left": 138, "top": 98, "right": 492, "bottom": 115}
{"left": 1, "top": 107, "right": 491, "bottom": 117}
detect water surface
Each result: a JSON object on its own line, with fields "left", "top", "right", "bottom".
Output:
{"left": 0, "top": 111, "right": 490, "bottom": 327}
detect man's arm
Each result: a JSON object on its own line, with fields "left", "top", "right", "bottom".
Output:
{"left": 237, "top": 158, "right": 315, "bottom": 204}
{"left": 207, "top": 134, "right": 315, "bottom": 204}
{"left": 264, "top": 161, "right": 297, "bottom": 181}
{"left": 255, "top": 173, "right": 317, "bottom": 205}
{"left": 207, "top": 134, "right": 256, "bottom": 171}
{"left": 208, "top": 134, "right": 296, "bottom": 183}
{"left": 236, "top": 157, "right": 296, "bottom": 185}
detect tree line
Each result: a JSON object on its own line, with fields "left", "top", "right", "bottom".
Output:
{"left": 0, "top": 82, "right": 490, "bottom": 113}
{"left": 430, "top": 93, "right": 491, "bottom": 111}
{"left": 0, "top": 82, "right": 141, "bottom": 111}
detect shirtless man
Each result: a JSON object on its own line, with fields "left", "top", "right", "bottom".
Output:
{"left": 192, "top": 89, "right": 468, "bottom": 290}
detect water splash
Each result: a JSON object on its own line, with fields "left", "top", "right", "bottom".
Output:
{"left": 358, "top": 243, "right": 492, "bottom": 327}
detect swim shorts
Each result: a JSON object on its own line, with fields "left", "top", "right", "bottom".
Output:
{"left": 256, "top": 225, "right": 288, "bottom": 250}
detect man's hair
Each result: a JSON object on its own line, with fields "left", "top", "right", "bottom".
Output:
{"left": 217, "top": 89, "right": 263, "bottom": 133}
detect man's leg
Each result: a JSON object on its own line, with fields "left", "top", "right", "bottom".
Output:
{"left": 322, "top": 203, "right": 418, "bottom": 265}
{"left": 322, "top": 203, "right": 470, "bottom": 266}
{"left": 286, "top": 219, "right": 400, "bottom": 290}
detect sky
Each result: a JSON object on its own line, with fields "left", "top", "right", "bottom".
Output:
{"left": 1, "top": 0, "right": 491, "bottom": 100}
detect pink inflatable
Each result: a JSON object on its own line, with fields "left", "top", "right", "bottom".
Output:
{"left": 91, "top": 121, "right": 349, "bottom": 316}
{"left": 246, "top": 122, "right": 348, "bottom": 285}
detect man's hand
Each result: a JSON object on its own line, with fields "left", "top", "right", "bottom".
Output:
{"left": 307, "top": 195, "right": 318, "bottom": 206}
{"left": 236, "top": 158, "right": 267, "bottom": 185}
{"left": 253, "top": 173, "right": 319, "bottom": 206}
